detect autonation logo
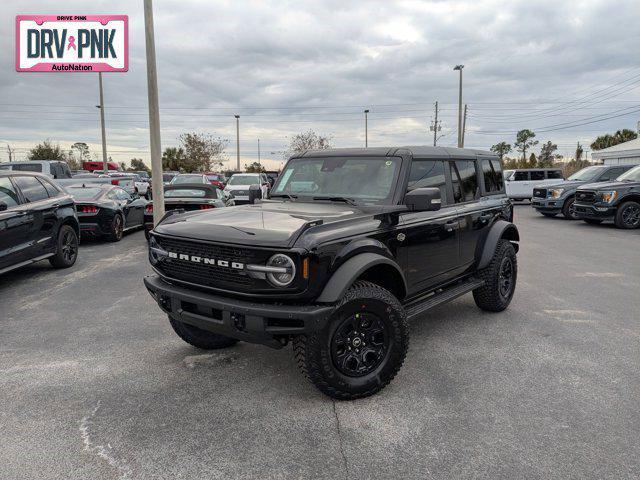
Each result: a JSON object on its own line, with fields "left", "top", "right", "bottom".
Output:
{"left": 16, "top": 15, "right": 128, "bottom": 72}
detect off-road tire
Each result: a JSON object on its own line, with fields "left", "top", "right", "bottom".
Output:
{"left": 583, "top": 219, "right": 602, "bottom": 225}
{"left": 614, "top": 201, "right": 640, "bottom": 229}
{"left": 293, "top": 281, "right": 408, "bottom": 400}
{"left": 540, "top": 212, "right": 556, "bottom": 217}
{"left": 106, "top": 213, "right": 124, "bottom": 242}
{"left": 473, "top": 239, "right": 517, "bottom": 312}
{"left": 169, "top": 316, "right": 239, "bottom": 349}
{"left": 562, "top": 197, "right": 579, "bottom": 220}
{"left": 48, "top": 225, "right": 78, "bottom": 268}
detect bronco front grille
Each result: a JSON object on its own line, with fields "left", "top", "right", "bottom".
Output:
{"left": 576, "top": 191, "right": 596, "bottom": 203}
{"left": 533, "top": 188, "right": 547, "bottom": 198}
{"left": 154, "top": 236, "right": 270, "bottom": 290}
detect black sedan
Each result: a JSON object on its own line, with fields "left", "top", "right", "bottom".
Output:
{"left": 67, "top": 184, "right": 148, "bottom": 242}
{"left": 144, "top": 183, "right": 234, "bottom": 238}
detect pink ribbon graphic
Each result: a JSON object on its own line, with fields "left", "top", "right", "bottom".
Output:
{"left": 67, "top": 36, "right": 77, "bottom": 51}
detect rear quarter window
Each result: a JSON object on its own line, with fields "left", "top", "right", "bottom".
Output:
{"left": 481, "top": 159, "right": 504, "bottom": 193}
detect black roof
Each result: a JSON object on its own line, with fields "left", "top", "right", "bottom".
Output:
{"left": 296, "top": 145, "right": 496, "bottom": 160}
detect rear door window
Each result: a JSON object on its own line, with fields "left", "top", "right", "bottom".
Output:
{"left": 600, "top": 167, "right": 627, "bottom": 181}
{"left": 0, "top": 177, "right": 20, "bottom": 208}
{"left": 530, "top": 171, "right": 545, "bottom": 181}
{"left": 450, "top": 160, "right": 479, "bottom": 203}
{"left": 13, "top": 175, "right": 50, "bottom": 202}
{"left": 40, "top": 178, "right": 60, "bottom": 197}
{"left": 546, "top": 170, "right": 563, "bottom": 179}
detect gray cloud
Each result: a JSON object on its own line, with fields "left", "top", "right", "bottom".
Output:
{"left": 2, "top": 0, "right": 640, "bottom": 167}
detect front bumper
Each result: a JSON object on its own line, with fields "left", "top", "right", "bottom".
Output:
{"left": 573, "top": 202, "right": 616, "bottom": 220}
{"left": 531, "top": 197, "right": 563, "bottom": 212}
{"left": 144, "top": 275, "right": 335, "bottom": 349}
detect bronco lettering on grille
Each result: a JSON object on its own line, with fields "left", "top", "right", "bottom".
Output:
{"left": 167, "top": 251, "right": 245, "bottom": 270}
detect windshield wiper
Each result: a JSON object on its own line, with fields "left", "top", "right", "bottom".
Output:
{"left": 270, "top": 193, "right": 298, "bottom": 200}
{"left": 312, "top": 196, "right": 359, "bottom": 206}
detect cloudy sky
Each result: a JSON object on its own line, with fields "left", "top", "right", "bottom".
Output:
{"left": 2, "top": 0, "right": 640, "bottom": 169}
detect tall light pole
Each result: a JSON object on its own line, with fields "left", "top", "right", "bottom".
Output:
{"left": 97, "top": 72, "right": 108, "bottom": 173}
{"left": 364, "top": 109, "right": 369, "bottom": 148}
{"left": 235, "top": 115, "right": 240, "bottom": 171}
{"left": 257, "top": 138, "right": 261, "bottom": 165}
{"left": 144, "top": 0, "right": 165, "bottom": 223}
{"left": 454, "top": 65, "right": 464, "bottom": 148}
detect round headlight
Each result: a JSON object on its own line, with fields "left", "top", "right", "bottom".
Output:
{"left": 266, "top": 254, "right": 296, "bottom": 287}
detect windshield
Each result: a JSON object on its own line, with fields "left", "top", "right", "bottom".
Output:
{"left": 165, "top": 188, "right": 207, "bottom": 198}
{"left": 272, "top": 156, "right": 400, "bottom": 204}
{"left": 228, "top": 174, "right": 260, "bottom": 186}
{"left": 69, "top": 188, "right": 103, "bottom": 200}
{"left": 171, "top": 175, "right": 203, "bottom": 184}
{"left": 617, "top": 165, "right": 640, "bottom": 182}
{"left": 568, "top": 166, "right": 602, "bottom": 181}
{"left": 207, "top": 174, "right": 222, "bottom": 181}
{"left": 162, "top": 173, "right": 177, "bottom": 182}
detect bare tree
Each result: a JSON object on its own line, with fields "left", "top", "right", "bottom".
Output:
{"left": 6, "top": 144, "right": 15, "bottom": 161}
{"left": 285, "top": 130, "right": 332, "bottom": 158}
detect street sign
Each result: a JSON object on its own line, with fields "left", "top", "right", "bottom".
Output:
{"left": 15, "top": 15, "right": 128, "bottom": 72}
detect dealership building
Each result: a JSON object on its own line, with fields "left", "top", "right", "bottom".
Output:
{"left": 591, "top": 137, "right": 640, "bottom": 166}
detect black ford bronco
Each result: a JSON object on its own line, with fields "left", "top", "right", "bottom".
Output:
{"left": 144, "top": 146, "right": 519, "bottom": 399}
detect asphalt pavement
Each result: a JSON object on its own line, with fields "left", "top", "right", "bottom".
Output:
{"left": 1, "top": 204, "right": 639, "bottom": 480}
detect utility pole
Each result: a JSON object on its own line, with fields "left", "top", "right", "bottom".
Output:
{"left": 461, "top": 104, "right": 468, "bottom": 148}
{"left": 97, "top": 72, "right": 108, "bottom": 173}
{"left": 235, "top": 115, "right": 240, "bottom": 171}
{"left": 144, "top": 0, "right": 165, "bottom": 223}
{"left": 454, "top": 65, "right": 464, "bottom": 148}
{"left": 257, "top": 139, "right": 261, "bottom": 165}
{"left": 429, "top": 101, "right": 441, "bottom": 146}
{"left": 364, "top": 109, "right": 369, "bottom": 148}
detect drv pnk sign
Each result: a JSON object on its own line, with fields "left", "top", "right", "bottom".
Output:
{"left": 16, "top": 15, "right": 128, "bottom": 72}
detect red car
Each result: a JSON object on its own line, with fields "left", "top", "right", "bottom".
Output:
{"left": 204, "top": 172, "right": 226, "bottom": 189}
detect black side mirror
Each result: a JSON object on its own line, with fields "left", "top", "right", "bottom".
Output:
{"left": 404, "top": 187, "right": 442, "bottom": 212}
{"left": 0, "top": 201, "right": 7, "bottom": 212}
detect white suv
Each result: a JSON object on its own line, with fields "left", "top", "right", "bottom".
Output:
{"left": 504, "top": 168, "right": 564, "bottom": 200}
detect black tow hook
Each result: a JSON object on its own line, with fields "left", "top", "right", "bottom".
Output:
{"left": 231, "top": 313, "right": 246, "bottom": 332}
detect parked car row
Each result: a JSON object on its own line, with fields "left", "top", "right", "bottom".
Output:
{"left": 529, "top": 164, "right": 640, "bottom": 229}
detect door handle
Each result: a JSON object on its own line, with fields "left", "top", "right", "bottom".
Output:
{"left": 445, "top": 220, "right": 459, "bottom": 232}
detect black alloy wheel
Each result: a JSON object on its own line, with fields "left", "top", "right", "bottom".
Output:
{"left": 107, "top": 214, "right": 124, "bottom": 242}
{"left": 61, "top": 229, "right": 78, "bottom": 264}
{"left": 330, "top": 311, "right": 389, "bottom": 377}
{"left": 562, "top": 197, "right": 579, "bottom": 220}
{"left": 498, "top": 256, "right": 515, "bottom": 300}
{"left": 49, "top": 225, "right": 79, "bottom": 268}
{"left": 617, "top": 201, "right": 640, "bottom": 229}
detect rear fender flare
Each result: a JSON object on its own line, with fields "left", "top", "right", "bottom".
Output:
{"left": 477, "top": 220, "right": 519, "bottom": 269}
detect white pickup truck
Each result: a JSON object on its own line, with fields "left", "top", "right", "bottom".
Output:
{"left": 0, "top": 160, "right": 137, "bottom": 194}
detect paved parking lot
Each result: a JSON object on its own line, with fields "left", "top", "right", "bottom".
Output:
{"left": 1, "top": 205, "right": 639, "bottom": 480}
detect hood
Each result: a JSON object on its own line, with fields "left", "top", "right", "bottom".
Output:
{"left": 153, "top": 200, "right": 375, "bottom": 247}
{"left": 547, "top": 180, "right": 589, "bottom": 189}
{"left": 225, "top": 184, "right": 256, "bottom": 191}
{"left": 578, "top": 180, "right": 640, "bottom": 191}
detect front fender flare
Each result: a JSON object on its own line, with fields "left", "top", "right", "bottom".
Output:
{"left": 477, "top": 220, "right": 519, "bottom": 269}
{"left": 316, "top": 252, "right": 407, "bottom": 304}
